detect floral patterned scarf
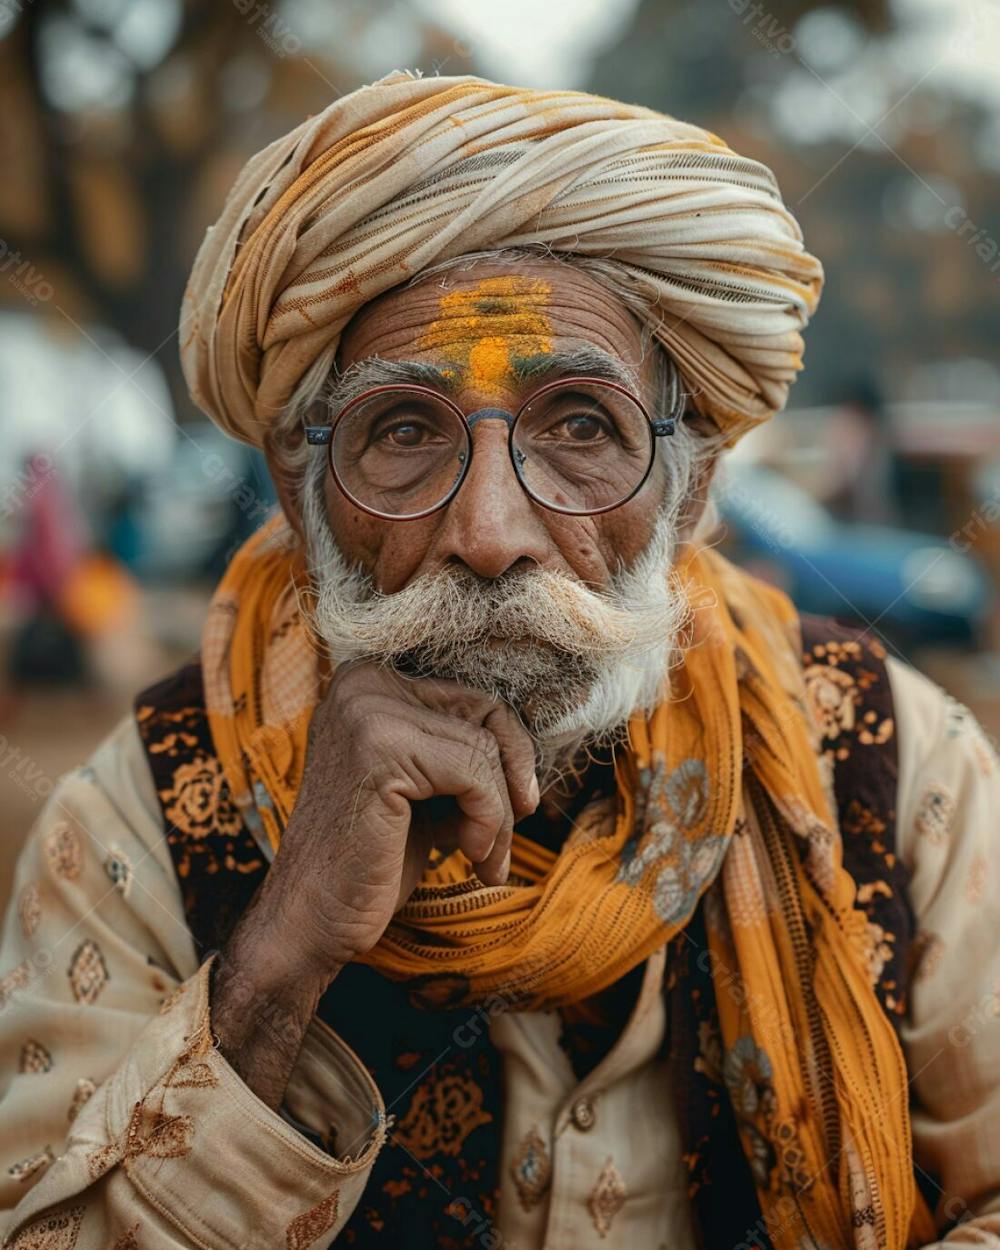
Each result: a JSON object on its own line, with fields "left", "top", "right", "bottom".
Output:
{"left": 201, "top": 518, "right": 933, "bottom": 1249}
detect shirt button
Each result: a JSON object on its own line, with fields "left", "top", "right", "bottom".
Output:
{"left": 571, "top": 1097, "right": 596, "bottom": 1131}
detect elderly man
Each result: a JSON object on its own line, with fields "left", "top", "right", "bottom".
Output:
{"left": 1, "top": 71, "right": 998, "bottom": 1250}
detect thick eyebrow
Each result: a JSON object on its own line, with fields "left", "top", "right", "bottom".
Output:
{"left": 510, "top": 347, "right": 640, "bottom": 392}
{"left": 318, "top": 356, "right": 461, "bottom": 417}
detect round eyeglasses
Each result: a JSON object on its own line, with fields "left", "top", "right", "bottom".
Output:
{"left": 304, "top": 375, "right": 679, "bottom": 521}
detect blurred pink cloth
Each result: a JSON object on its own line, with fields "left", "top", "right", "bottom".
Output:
{"left": 8, "top": 457, "right": 84, "bottom": 610}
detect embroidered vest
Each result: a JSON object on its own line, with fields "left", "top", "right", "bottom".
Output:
{"left": 135, "top": 616, "right": 919, "bottom": 1249}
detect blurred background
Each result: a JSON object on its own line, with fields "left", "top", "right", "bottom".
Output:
{"left": 1, "top": 0, "right": 999, "bottom": 900}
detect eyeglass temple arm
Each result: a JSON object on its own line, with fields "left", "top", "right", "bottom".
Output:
{"left": 304, "top": 426, "right": 332, "bottom": 445}
{"left": 652, "top": 358, "right": 686, "bottom": 437}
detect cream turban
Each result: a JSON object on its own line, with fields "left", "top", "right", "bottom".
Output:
{"left": 180, "top": 70, "right": 823, "bottom": 448}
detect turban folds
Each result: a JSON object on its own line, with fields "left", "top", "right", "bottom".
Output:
{"left": 181, "top": 71, "right": 823, "bottom": 447}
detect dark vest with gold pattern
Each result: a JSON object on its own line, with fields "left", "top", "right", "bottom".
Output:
{"left": 134, "top": 616, "right": 924, "bottom": 1249}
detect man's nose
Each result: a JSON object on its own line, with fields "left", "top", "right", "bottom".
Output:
{"left": 433, "top": 419, "right": 551, "bottom": 579}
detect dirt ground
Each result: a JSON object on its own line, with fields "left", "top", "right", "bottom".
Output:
{"left": 2, "top": 614, "right": 998, "bottom": 913}
{"left": 0, "top": 587, "right": 206, "bottom": 906}
{"left": 1, "top": 687, "right": 134, "bottom": 891}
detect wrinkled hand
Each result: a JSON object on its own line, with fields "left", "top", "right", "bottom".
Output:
{"left": 265, "top": 660, "right": 539, "bottom": 970}
{"left": 212, "top": 661, "right": 539, "bottom": 1107}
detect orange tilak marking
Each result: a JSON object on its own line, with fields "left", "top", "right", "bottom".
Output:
{"left": 417, "top": 275, "right": 553, "bottom": 391}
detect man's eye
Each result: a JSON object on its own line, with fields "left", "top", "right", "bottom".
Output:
{"left": 379, "top": 421, "right": 430, "bottom": 447}
{"left": 555, "top": 413, "right": 610, "bottom": 442}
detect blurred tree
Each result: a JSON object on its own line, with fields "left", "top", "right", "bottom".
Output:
{"left": 2, "top": 0, "right": 273, "bottom": 415}
{"left": 0, "top": 0, "right": 472, "bottom": 418}
{"left": 588, "top": 0, "right": 1000, "bottom": 410}
{"left": 589, "top": 0, "right": 893, "bottom": 129}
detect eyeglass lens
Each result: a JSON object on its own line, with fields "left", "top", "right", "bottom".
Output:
{"left": 331, "top": 381, "right": 654, "bottom": 519}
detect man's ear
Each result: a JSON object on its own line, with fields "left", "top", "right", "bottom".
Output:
{"left": 263, "top": 432, "right": 306, "bottom": 543}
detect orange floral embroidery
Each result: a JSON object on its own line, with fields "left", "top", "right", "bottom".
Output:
{"left": 125, "top": 1103, "right": 194, "bottom": 1160}
{"left": 863, "top": 921, "right": 894, "bottom": 985}
{"left": 842, "top": 799, "right": 887, "bottom": 838}
{"left": 802, "top": 664, "right": 857, "bottom": 740}
{"left": 161, "top": 755, "right": 243, "bottom": 840}
{"left": 286, "top": 1191, "right": 340, "bottom": 1249}
{"left": 393, "top": 1068, "right": 491, "bottom": 1159}
{"left": 88, "top": 1102, "right": 195, "bottom": 1178}
{"left": 164, "top": 1054, "right": 218, "bottom": 1089}
{"left": 694, "top": 1019, "right": 724, "bottom": 1084}
{"left": 857, "top": 706, "right": 893, "bottom": 746}
{"left": 382, "top": 1178, "right": 411, "bottom": 1198}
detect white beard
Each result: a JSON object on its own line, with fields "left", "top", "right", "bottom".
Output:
{"left": 300, "top": 479, "right": 690, "bottom": 789}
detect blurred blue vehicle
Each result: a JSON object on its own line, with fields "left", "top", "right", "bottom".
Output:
{"left": 714, "top": 464, "right": 992, "bottom": 652}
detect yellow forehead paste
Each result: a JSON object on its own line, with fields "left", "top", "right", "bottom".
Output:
{"left": 418, "top": 276, "right": 553, "bottom": 392}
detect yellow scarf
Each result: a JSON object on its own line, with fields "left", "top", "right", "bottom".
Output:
{"left": 202, "top": 517, "right": 932, "bottom": 1250}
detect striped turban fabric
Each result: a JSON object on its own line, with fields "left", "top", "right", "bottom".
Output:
{"left": 180, "top": 70, "right": 823, "bottom": 448}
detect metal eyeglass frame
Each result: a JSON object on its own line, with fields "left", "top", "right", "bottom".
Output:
{"left": 303, "top": 372, "right": 682, "bottom": 521}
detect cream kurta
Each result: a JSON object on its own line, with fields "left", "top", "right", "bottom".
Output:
{"left": 1, "top": 657, "right": 999, "bottom": 1248}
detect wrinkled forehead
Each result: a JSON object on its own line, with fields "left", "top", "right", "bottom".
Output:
{"left": 336, "top": 259, "right": 651, "bottom": 400}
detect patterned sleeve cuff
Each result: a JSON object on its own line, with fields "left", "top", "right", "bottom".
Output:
{"left": 12, "top": 957, "right": 386, "bottom": 1250}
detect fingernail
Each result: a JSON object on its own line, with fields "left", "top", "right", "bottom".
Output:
{"left": 501, "top": 850, "right": 511, "bottom": 881}
{"left": 529, "top": 774, "right": 540, "bottom": 807}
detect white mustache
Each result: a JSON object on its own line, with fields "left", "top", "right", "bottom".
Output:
{"left": 300, "top": 478, "right": 690, "bottom": 783}
{"left": 308, "top": 559, "right": 677, "bottom": 666}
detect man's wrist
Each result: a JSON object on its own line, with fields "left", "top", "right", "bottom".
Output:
{"left": 209, "top": 943, "right": 339, "bottom": 1109}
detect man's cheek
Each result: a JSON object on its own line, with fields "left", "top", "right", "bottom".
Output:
{"left": 544, "top": 515, "right": 619, "bottom": 585}
{"left": 325, "top": 484, "right": 390, "bottom": 578}
{"left": 368, "top": 527, "right": 444, "bottom": 594}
